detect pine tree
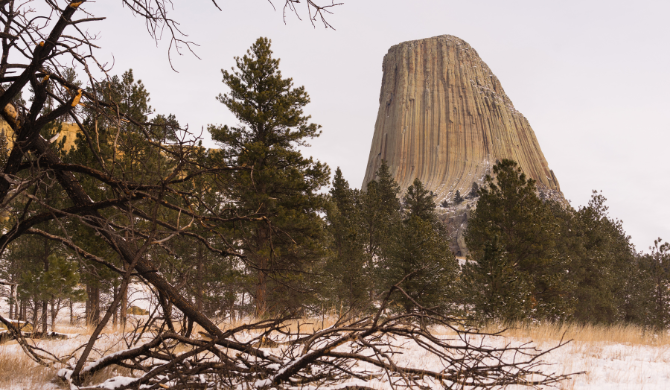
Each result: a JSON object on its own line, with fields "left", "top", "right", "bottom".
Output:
{"left": 404, "top": 179, "right": 439, "bottom": 223}
{"left": 463, "top": 159, "right": 570, "bottom": 321}
{"left": 324, "top": 168, "right": 369, "bottom": 311}
{"left": 365, "top": 160, "right": 401, "bottom": 218}
{"left": 645, "top": 239, "right": 670, "bottom": 327}
{"left": 630, "top": 240, "right": 670, "bottom": 328}
{"left": 67, "top": 69, "right": 159, "bottom": 327}
{"left": 552, "top": 192, "right": 636, "bottom": 324}
{"left": 454, "top": 190, "right": 464, "bottom": 204}
{"left": 359, "top": 160, "right": 401, "bottom": 263}
{"left": 468, "top": 182, "right": 479, "bottom": 199}
{"left": 620, "top": 255, "right": 657, "bottom": 327}
{"left": 461, "top": 235, "right": 530, "bottom": 320}
{"left": 382, "top": 178, "right": 457, "bottom": 313}
{"left": 210, "top": 37, "right": 330, "bottom": 315}
{"left": 359, "top": 160, "right": 402, "bottom": 300}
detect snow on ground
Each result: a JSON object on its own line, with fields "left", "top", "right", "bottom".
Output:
{"left": 0, "top": 326, "right": 669, "bottom": 389}
{"left": 510, "top": 339, "right": 670, "bottom": 390}
{"left": 330, "top": 334, "right": 670, "bottom": 390}
{"left": 0, "top": 330, "right": 138, "bottom": 389}
{"left": 0, "top": 282, "right": 157, "bottom": 328}
{"left": 3, "top": 283, "right": 669, "bottom": 389}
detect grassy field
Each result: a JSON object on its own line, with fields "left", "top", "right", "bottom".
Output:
{"left": 1, "top": 319, "right": 669, "bottom": 389}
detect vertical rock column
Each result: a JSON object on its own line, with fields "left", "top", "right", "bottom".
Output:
{"left": 362, "top": 35, "right": 562, "bottom": 202}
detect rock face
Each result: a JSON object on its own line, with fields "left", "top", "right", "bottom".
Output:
{"left": 362, "top": 35, "right": 564, "bottom": 256}
{"left": 0, "top": 119, "right": 79, "bottom": 152}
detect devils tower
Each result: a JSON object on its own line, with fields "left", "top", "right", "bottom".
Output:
{"left": 362, "top": 35, "right": 564, "bottom": 255}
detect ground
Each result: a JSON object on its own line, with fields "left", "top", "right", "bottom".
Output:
{"left": 1, "top": 315, "right": 669, "bottom": 389}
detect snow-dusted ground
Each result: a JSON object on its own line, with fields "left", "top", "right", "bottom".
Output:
{"left": 3, "top": 284, "right": 670, "bottom": 389}
{"left": 1, "top": 327, "right": 669, "bottom": 389}
{"left": 511, "top": 339, "right": 670, "bottom": 390}
{"left": 0, "top": 283, "right": 156, "bottom": 327}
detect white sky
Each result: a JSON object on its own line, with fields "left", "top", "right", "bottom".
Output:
{"left": 84, "top": 0, "right": 669, "bottom": 252}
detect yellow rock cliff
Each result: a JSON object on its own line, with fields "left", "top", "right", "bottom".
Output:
{"left": 362, "top": 35, "right": 562, "bottom": 201}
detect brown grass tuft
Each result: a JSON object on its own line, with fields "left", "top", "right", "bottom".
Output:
{"left": 0, "top": 345, "right": 56, "bottom": 388}
{"left": 481, "top": 321, "right": 670, "bottom": 346}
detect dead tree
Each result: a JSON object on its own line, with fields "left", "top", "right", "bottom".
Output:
{"left": 0, "top": 282, "right": 576, "bottom": 389}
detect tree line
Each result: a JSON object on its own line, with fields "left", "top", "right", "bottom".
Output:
{"left": 323, "top": 157, "right": 670, "bottom": 328}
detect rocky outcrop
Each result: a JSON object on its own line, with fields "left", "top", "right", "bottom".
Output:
{"left": 0, "top": 118, "right": 79, "bottom": 152}
{"left": 362, "top": 35, "right": 565, "bottom": 256}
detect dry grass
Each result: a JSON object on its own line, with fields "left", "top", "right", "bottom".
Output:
{"left": 188, "top": 315, "right": 342, "bottom": 337}
{"left": 209, "top": 316, "right": 670, "bottom": 348}
{"left": 481, "top": 321, "right": 670, "bottom": 346}
{"left": 0, "top": 345, "right": 55, "bottom": 388}
{"left": 2, "top": 318, "right": 669, "bottom": 390}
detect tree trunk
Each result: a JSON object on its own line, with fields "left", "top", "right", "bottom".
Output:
{"left": 158, "top": 291, "right": 175, "bottom": 332}
{"left": 85, "top": 283, "right": 91, "bottom": 326}
{"left": 50, "top": 298, "right": 57, "bottom": 332}
{"left": 8, "top": 284, "right": 14, "bottom": 319}
{"left": 42, "top": 238, "right": 49, "bottom": 332}
{"left": 112, "top": 284, "right": 118, "bottom": 327}
{"left": 229, "top": 287, "right": 235, "bottom": 323}
{"left": 92, "top": 284, "right": 100, "bottom": 326}
{"left": 86, "top": 283, "right": 100, "bottom": 327}
{"left": 32, "top": 300, "right": 38, "bottom": 332}
{"left": 255, "top": 263, "right": 267, "bottom": 318}
{"left": 196, "top": 245, "right": 203, "bottom": 312}
{"left": 120, "top": 262, "right": 128, "bottom": 328}
{"left": 254, "top": 226, "right": 270, "bottom": 318}
{"left": 42, "top": 300, "right": 48, "bottom": 333}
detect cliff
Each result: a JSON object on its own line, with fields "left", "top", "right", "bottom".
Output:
{"left": 362, "top": 35, "right": 565, "bottom": 255}
{"left": 0, "top": 119, "right": 79, "bottom": 152}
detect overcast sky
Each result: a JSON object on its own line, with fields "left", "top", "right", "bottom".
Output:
{"left": 86, "top": 0, "right": 670, "bottom": 252}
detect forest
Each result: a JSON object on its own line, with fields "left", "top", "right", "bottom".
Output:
{"left": 0, "top": 1, "right": 668, "bottom": 389}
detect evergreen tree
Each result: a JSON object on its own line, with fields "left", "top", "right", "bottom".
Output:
{"left": 359, "top": 160, "right": 402, "bottom": 299}
{"left": 323, "top": 168, "right": 369, "bottom": 311}
{"left": 67, "top": 69, "right": 160, "bottom": 326}
{"left": 18, "top": 252, "right": 84, "bottom": 331}
{"left": 382, "top": 178, "right": 457, "bottom": 313}
{"left": 403, "top": 179, "right": 439, "bottom": 223}
{"left": 364, "top": 160, "right": 402, "bottom": 220}
{"left": 210, "top": 37, "right": 330, "bottom": 315}
{"left": 359, "top": 160, "right": 401, "bottom": 264}
{"left": 454, "top": 190, "right": 464, "bottom": 204}
{"left": 552, "top": 192, "right": 636, "bottom": 324}
{"left": 620, "top": 255, "right": 657, "bottom": 327}
{"left": 636, "top": 239, "right": 670, "bottom": 328}
{"left": 461, "top": 235, "right": 530, "bottom": 320}
{"left": 468, "top": 182, "right": 479, "bottom": 199}
{"left": 6, "top": 115, "right": 90, "bottom": 330}
{"left": 463, "top": 159, "right": 570, "bottom": 321}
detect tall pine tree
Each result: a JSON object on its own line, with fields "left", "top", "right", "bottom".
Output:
{"left": 210, "top": 37, "right": 330, "bottom": 315}
{"left": 359, "top": 160, "right": 402, "bottom": 300}
{"left": 463, "top": 159, "right": 570, "bottom": 321}
{"left": 550, "top": 192, "right": 638, "bottom": 324}
{"left": 383, "top": 178, "right": 457, "bottom": 313}
{"left": 323, "top": 168, "right": 369, "bottom": 311}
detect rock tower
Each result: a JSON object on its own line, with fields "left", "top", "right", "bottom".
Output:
{"left": 362, "top": 35, "right": 564, "bottom": 255}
